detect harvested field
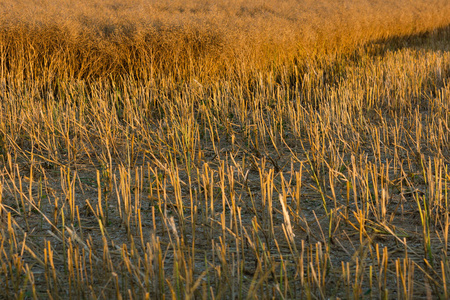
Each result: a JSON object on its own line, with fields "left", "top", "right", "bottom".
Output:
{"left": 1, "top": 0, "right": 450, "bottom": 298}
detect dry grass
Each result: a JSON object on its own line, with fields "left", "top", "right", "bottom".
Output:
{"left": 2, "top": 0, "right": 450, "bottom": 81}
{"left": 1, "top": 0, "right": 450, "bottom": 298}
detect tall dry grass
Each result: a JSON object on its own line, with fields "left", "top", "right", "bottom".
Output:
{"left": 1, "top": 0, "right": 450, "bottom": 82}
{"left": 1, "top": 0, "right": 450, "bottom": 299}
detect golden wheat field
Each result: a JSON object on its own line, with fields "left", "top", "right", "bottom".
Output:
{"left": 2, "top": 0, "right": 450, "bottom": 298}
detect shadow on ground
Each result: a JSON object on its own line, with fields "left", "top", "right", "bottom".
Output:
{"left": 367, "top": 24, "right": 450, "bottom": 54}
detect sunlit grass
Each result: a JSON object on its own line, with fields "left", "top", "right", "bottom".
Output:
{"left": 1, "top": 0, "right": 450, "bottom": 298}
